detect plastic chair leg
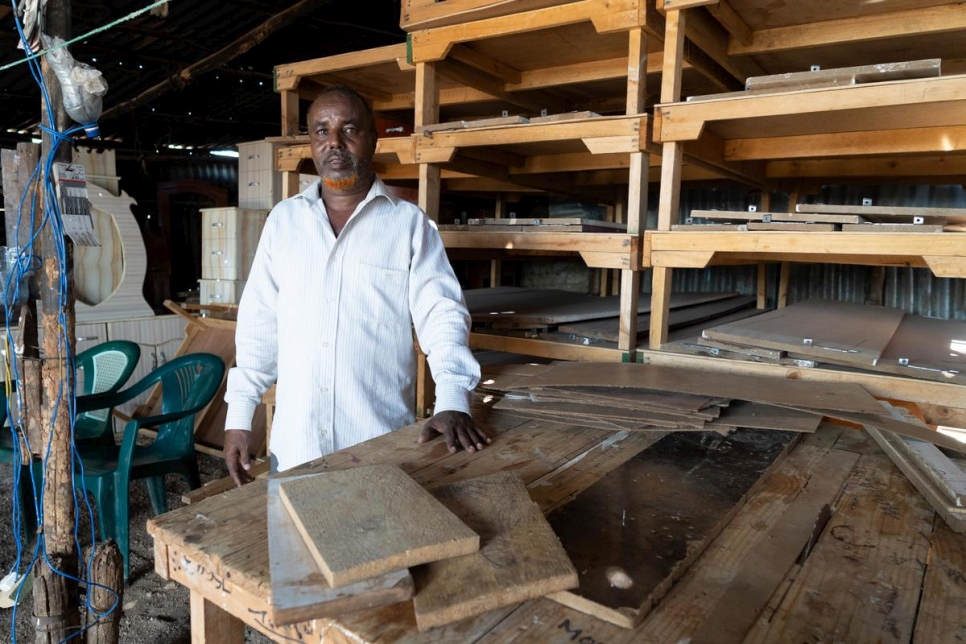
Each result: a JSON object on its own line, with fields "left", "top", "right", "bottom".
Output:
{"left": 90, "top": 478, "right": 117, "bottom": 544}
{"left": 144, "top": 475, "right": 168, "bottom": 515}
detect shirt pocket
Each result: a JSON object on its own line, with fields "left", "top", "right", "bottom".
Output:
{"left": 351, "top": 261, "right": 409, "bottom": 325}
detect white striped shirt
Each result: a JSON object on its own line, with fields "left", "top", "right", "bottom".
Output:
{"left": 225, "top": 177, "right": 480, "bottom": 471}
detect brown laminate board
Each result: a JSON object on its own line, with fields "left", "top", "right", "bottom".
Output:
{"left": 547, "top": 429, "right": 797, "bottom": 628}
{"left": 744, "top": 59, "right": 941, "bottom": 91}
{"left": 796, "top": 203, "right": 966, "bottom": 222}
{"left": 690, "top": 209, "right": 864, "bottom": 224}
{"left": 511, "top": 362, "right": 887, "bottom": 416}
{"left": 697, "top": 336, "right": 786, "bottom": 360}
{"left": 558, "top": 295, "right": 757, "bottom": 342}
{"left": 440, "top": 223, "right": 622, "bottom": 233}
{"left": 268, "top": 476, "right": 414, "bottom": 625}
{"left": 528, "top": 385, "right": 723, "bottom": 412}
{"left": 528, "top": 390, "right": 723, "bottom": 421}
{"left": 412, "top": 471, "right": 578, "bottom": 631}
{"left": 463, "top": 287, "right": 738, "bottom": 327}
{"left": 701, "top": 298, "right": 905, "bottom": 367}
{"left": 277, "top": 464, "right": 479, "bottom": 588}
{"left": 840, "top": 223, "right": 945, "bottom": 233}
{"left": 467, "top": 217, "right": 626, "bottom": 230}
{"left": 789, "top": 313, "right": 966, "bottom": 386}
{"left": 746, "top": 222, "right": 837, "bottom": 232}
{"left": 705, "top": 401, "right": 823, "bottom": 433}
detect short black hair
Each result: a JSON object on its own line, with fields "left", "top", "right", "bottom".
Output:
{"left": 310, "top": 85, "right": 378, "bottom": 139}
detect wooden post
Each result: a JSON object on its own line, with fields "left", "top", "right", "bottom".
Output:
{"left": 85, "top": 542, "right": 123, "bottom": 644}
{"left": 33, "top": 0, "right": 81, "bottom": 640}
{"left": 650, "top": 7, "right": 687, "bottom": 349}
{"left": 415, "top": 62, "right": 441, "bottom": 221}
{"left": 756, "top": 191, "right": 771, "bottom": 309}
{"left": 618, "top": 28, "right": 649, "bottom": 354}
{"left": 489, "top": 194, "right": 504, "bottom": 287}
{"left": 189, "top": 590, "right": 245, "bottom": 644}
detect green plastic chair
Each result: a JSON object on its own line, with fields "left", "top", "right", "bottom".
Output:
{"left": 0, "top": 387, "right": 37, "bottom": 543}
{"left": 72, "top": 352, "right": 225, "bottom": 580}
{"left": 74, "top": 340, "right": 142, "bottom": 445}
{"left": 0, "top": 340, "right": 141, "bottom": 539}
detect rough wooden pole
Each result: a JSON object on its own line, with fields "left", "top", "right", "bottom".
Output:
{"left": 84, "top": 542, "right": 123, "bottom": 644}
{"left": 33, "top": 0, "right": 81, "bottom": 641}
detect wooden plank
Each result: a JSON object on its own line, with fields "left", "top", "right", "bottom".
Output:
{"left": 190, "top": 590, "right": 245, "bottom": 644}
{"left": 494, "top": 397, "right": 708, "bottom": 429}
{"left": 697, "top": 336, "right": 785, "bottom": 360}
{"left": 866, "top": 427, "right": 966, "bottom": 534}
{"left": 701, "top": 299, "right": 905, "bottom": 367}
{"left": 530, "top": 110, "right": 602, "bottom": 124}
{"left": 267, "top": 476, "right": 414, "bottom": 625}
{"left": 744, "top": 452, "right": 934, "bottom": 644}
{"left": 546, "top": 429, "right": 796, "bottom": 627}
{"left": 687, "top": 448, "right": 858, "bottom": 644}
{"left": 277, "top": 464, "right": 479, "bottom": 587}
{"left": 745, "top": 59, "right": 941, "bottom": 92}
{"left": 412, "top": 471, "right": 577, "bottom": 630}
{"left": 913, "top": 522, "right": 966, "bottom": 642}
{"left": 513, "top": 362, "right": 887, "bottom": 416}
{"left": 420, "top": 114, "right": 529, "bottom": 134}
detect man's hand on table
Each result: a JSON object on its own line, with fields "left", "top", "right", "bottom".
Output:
{"left": 224, "top": 429, "right": 254, "bottom": 487}
{"left": 418, "top": 410, "right": 491, "bottom": 454}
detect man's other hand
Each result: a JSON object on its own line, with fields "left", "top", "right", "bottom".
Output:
{"left": 224, "top": 429, "right": 254, "bottom": 487}
{"left": 418, "top": 410, "right": 491, "bottom": 454}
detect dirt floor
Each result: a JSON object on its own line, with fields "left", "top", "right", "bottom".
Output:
{"left": 1, "top": 453, "right": 273, "bottom": 643}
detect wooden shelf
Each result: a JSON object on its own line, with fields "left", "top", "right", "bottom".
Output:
{"left": 442, "top": 231, "right": 642, "bottom": 269}
{"left": 647, "top": 231, "right": 966, "bottom": 278}
{"left": 657, "top": 75, "right": 966, "bottom": 145}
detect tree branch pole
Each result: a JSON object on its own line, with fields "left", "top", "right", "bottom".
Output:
{"left": 98, "top": 0, "right": 334, "bottom": 123}
{"left": 33, "top": 0, "right": 81, "bottom": 640}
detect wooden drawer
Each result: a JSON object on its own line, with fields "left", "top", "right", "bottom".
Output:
{"left": 200, "top": 208, "right": 268, "bottom": 280}
{"left": 202, "top": 208, "right": 238, "bottom": 239}
{"left": 200, "top": 279, "right": 247, "bottom": 305}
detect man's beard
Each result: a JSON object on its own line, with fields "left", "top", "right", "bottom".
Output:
{"left": 318, "top": 150, "right": 367, "bottom": 191}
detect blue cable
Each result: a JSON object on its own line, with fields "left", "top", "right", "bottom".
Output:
{"left": 5, "top": 2, "right": 120, "bottom": 640}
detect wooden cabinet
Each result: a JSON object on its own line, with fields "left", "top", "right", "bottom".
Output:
{"left": 199, "top": 207, "right": 268, "bottom": 304}
{"left": 237, "top": 140, "right": 282, "bottom": 210}
{"left": 106, "top": 315, "right": 187, "bottom": 421}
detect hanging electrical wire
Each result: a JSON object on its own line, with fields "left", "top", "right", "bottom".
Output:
{"left": 2, "top": 1, "right": 120, "bottom": 640}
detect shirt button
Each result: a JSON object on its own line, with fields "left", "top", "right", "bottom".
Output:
{"left": 321, "top": 387, "right": 329, "bottom": 393}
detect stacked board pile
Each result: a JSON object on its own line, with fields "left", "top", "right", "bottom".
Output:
{"left": 269, "top": 464, "right": 578, "bottom": 631}
{"left": 671, "top": 298, "right": 966, "bottom": 385}
{"left": 479, "top": 362, "right": 966, "bottom": 455}
{"left": 676, "top": 202, "right": 966, "bottom": 233}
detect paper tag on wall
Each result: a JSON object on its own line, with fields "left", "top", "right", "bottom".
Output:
{"left": 52, "top": 162, "right": 100, "bottom": 247}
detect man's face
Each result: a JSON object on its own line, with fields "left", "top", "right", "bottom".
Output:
{"left": 308, "top": 92, "right": 377, "bottom": 195}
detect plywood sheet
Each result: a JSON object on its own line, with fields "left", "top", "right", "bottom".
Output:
{"left": 512, "top": 362, "right": 886, "bottom": 416}
{"left": 702, "top": 299, "right": 904, "bottom": 366}
{"left": 558, "top": 295, "right": 756, "bottom": 342}
{"left": 268, "top": 476, "right": 414, "bottom": 625}
{"left": 493, "top": 397, "right": 707, "bottom": 429}
{"left": 547, "top": 430, "right": 796, "bottom": 628}
{"left": 412, "top": 471, "right": 578, "bottom": 631}
{"left": 278, "top": 465, "right": 479, "bottom": 587}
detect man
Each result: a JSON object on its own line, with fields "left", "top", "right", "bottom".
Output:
{"left": 223, "top": 86, "right": 487, "bottom": 485}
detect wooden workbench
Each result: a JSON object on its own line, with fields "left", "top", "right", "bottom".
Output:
{"left": 148, "top": 402, "right": 966, "bottom": 643}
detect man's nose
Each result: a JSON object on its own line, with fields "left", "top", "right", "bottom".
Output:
{"left": 325, "top": 130, "right": 346, "bottom": 149}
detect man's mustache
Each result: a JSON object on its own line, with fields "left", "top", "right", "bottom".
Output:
{"left": 324, "top": 150, "right": 355, "bottom": 164}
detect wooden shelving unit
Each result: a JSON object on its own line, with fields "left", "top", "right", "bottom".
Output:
{"left": 646, "top": 0, "right": 966, "bottom": 424}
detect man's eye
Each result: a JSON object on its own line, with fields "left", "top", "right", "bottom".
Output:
{"left": 344, "top": 127, "right": 357, "bottom": 135}
{"left": 315, "top": 128, "right": 327, "bottom": 136}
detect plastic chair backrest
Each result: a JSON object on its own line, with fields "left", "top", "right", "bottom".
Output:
{"left": 151, "top": 353, "right": 225, "bottom": 456}
{"left": 75, "top": 341, "right": 141, "bottom": 424}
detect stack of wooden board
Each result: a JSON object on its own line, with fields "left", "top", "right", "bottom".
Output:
{"left": 270, "top": 464, "right": 578, "bottom": 630}
{"left": 479, "top": 362, "right": 966, "bottom": 455}
{"left": 678, "top": 203, "right": 966, "bottom": 233}
{"left": 691, "top": 299, "right": 966, "bottom": 385}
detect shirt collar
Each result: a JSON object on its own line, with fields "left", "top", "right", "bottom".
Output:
{"left": 297, "top": 175, "right": 398, "bottom": 208}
